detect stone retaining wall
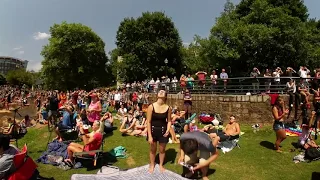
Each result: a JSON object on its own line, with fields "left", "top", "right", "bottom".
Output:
{"left": 149, "top": 94, "right": 311, "bottom": 124}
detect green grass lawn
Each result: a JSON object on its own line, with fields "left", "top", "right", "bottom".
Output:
{"left": 18, "top": 123, "right": 320, "bottom": 180}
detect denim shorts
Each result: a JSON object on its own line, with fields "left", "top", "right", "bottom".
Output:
{"left": 273, "top": 122, "right": 285, "bottom": 131}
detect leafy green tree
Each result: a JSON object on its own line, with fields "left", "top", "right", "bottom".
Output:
{"left": 0, "top": 74, "right": 6, "bottom": 85}
{"left": 41, "top": 21, "right": 110, "bottom": 90}
{"left": 115, "top": 12, "right": 183, "bottom": 82}
{"left": 202, "top": 0, "right": 320, "bottom": 76}
{"left": 6, "top": 69, "right": 35, "bottom": 86}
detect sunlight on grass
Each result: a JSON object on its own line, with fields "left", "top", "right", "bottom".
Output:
{"left": 18, "top": 124, "right": 320, "bottom": 180}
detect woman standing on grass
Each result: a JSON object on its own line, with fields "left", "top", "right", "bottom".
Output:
{"left": 147, "top": 89, "right": 171, "bottom": 173}
{"left": 272, "top": 97, "right": 289, "bottom": 152}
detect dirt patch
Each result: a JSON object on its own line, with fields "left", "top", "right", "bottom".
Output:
{"left": 0, "top": 98, "right": 38, "bottom": 127}
{"left": 126, "top": 156, "right": 136, "bottom": 166}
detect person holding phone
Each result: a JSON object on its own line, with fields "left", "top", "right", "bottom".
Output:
{"left": 272, "top": 97, "right": 289, "bottom": 152}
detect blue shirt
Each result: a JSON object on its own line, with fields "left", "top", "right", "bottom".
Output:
{"left": 61, "top": 111, "right": 72, "bottom": 128}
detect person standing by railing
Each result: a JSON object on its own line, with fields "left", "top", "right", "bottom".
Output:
{"left": 196, "top": 71, "right": 207, "bottom": 89}
{"left": 286, "top": 79, "right": 297, "bottom": 118}
{"left": 273, "top": 67, "right": 283, "bottom": 93}
{"left": 250, "top": 67, "right": 260, "bottom": 94}
{"left": 171, "top": 76, "right": 178, "bottom": 91}
{"left": 183, "top": 89, "right": 192, "bottom": 120}
{"left": 180, "top": 75, "right": 186, "bottom": 92}
{"left": 220, "top": 69, "right": 228, "bottom": 93}
{"left": 186, "top": 74, "right": 194, "bottom": 90}
{"left": 210, "top": 70, "right": 218, "bottom": 92}
{"left": 264, "top": 69, "right": 272, "bottom": 93}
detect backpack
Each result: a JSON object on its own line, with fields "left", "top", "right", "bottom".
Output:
{"left": 109, "top": 146, "right": 127, "bottom": 159}
{"left": 305, "top": 147, "right": 320, "bottom": 161}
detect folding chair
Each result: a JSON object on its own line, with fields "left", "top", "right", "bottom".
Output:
{"left": 73, "top": 132, "right": 106, "bottom": 167}
{"left": 8, "top": 144, "right": 38, "bottom": 180}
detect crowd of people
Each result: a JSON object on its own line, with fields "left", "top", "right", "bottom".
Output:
{"left": 0, "top": 77, "right": 319, "bottom": 179}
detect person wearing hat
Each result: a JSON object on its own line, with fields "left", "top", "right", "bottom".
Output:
{"left": 87, "top": 93, "right": 102, "bottom": 126}
{"left": 298, "top": 111, "right": 319, "bottom": 149}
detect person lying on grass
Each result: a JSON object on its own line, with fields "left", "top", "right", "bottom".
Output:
{"left": 178, "top": 131, "right": 219, "bottom": 180}
{"left": 208, "top": 115, "right": 240, "bottom": 146}
{"left": 65, "top": 120, "right": 103, "bottom": 166}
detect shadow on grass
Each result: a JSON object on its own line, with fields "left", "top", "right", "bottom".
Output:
{"left": 312, "top": 172, "right": 320, "bottom": 180}
{"left": 155, "top": 148, "right": 177, "bottom": 165}
{"left": 182, "top": 167, "right": 216, "bottom": 179}
{"left": 78, "top": 152, "right": 118, "bottom": 171}
{"left": 260, "top": 141, "right": 274, "bottom": 150}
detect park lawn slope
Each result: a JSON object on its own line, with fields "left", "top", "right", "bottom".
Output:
{"left": 18, "top": 124, "right": 320, "bottom": 180}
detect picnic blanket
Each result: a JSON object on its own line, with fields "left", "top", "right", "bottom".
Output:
{"left": 71, "top": 164, "right": 188, "bottom": 180}
{"left": 37, "top": 140, "right": 69, "bottom": 165}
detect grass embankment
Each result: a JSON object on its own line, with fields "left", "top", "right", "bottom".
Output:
{"left": 19, "top": 123, "right": 320, "bottom": 180}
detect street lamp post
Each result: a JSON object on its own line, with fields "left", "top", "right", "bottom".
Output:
{"left": 164, "top": 58, "right": 168, "bottom": 77}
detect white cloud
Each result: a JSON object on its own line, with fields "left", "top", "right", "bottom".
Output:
{"left": 27, "top": 61, "right": 42, "bottom": 72}
{"left": 13, "top": 46, "right": 23, "bottom": 50}
{"left": 183, "top": 42, "right": 190, "bottom": 47}
{"left": 17, "top": 50, "right": 24, "bottom": 54}
{"left": 33, "top": 32, "right": 51, "bottom": 40}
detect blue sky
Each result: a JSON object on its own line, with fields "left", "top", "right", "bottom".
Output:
{"left": 0, "top": 0, "right": 319, "bottom": 71}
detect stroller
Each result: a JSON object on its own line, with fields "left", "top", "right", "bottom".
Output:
{"left": 199, "top": 112, "right": 223, "bottom": 125}
{"left": 173, "top": 113, "right": 197, "bottom": 135}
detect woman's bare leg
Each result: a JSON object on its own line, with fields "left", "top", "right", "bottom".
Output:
{"left": 159, "top": 143, "right": 167, "bottom": 172}
{"left": 149, "top": 142, "right": 157, "bottom": 173}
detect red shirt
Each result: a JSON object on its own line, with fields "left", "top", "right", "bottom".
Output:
{"left": 197, "top": 73, "right": 205, "bottom": 81}
{"left": 84, "top": 132, "right": 103, "bottom": 153}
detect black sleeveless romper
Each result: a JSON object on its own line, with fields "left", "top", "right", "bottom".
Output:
{"left": 147, "top": 104, "right": 169, "bottom": 143}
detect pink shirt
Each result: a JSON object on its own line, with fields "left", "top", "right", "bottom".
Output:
{"left": 87, "top": 101, "right": 101, "bottom": 123}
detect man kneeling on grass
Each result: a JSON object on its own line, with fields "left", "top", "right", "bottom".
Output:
{"left": 178, "top": 131, "right": 219, "bottom": 180}
{"left": 65, "top": 121, "right": 102, "bottom": 166}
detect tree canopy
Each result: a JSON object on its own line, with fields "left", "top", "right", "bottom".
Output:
{"left": 186, "top": 0, "right": 320, "bottom": 76}
{"left": 113, "top": 11, "right": 183, "bottom": 82}
{"left": 41, "top": 21, "right": 111, "bottom": 90}
{"left": 6, "top": 69, "right": 37, "bottom": 87}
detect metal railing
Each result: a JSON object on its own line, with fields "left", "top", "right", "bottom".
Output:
{"left": 142, "top": 77, "right": 316, "bottom": 94}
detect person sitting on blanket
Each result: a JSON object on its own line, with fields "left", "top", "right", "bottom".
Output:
{"left": 119, "top": 109, "right": 141, "bottom": 136}
{"left": 209, "top": 115, "right": 240, "bottom": 146}
{"left": 178, "top": 131, "right": 219, "bottom": 180}
{"left": 298, "top": 111, "right": 319, "bottom": 149}
{"left": 65, "top": 121, "right": 103, "bottom": 166}
{"left": 54, "top": 105, "right": 73, "bottom": 142}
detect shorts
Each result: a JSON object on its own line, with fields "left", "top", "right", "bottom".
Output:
{"left": 273, "top": 122, "right": 285, "bottom": 131}
{"left": 147, "top": 126, "right": 168, "bottom": 143}
{"left": 184, "top": 150, "right": 211, "bottom": 165}
{"left": 217, "top": 131, "right": 230, "bottom": 141}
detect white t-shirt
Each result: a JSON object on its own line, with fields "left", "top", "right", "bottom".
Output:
{"left": 299, "top": 69, "right": 308, "bottom": 78}
{"left": 114, "top": 93, "right": 121, "bottom": 101}
{"left": 273, "top": 72, "right": 280, "bottom": 82}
